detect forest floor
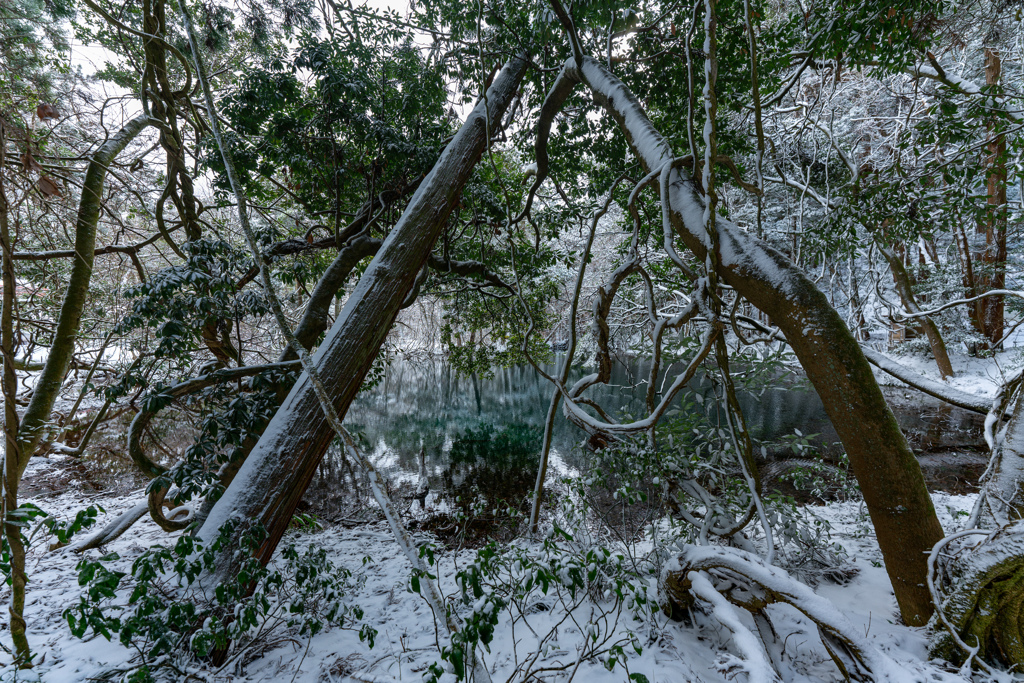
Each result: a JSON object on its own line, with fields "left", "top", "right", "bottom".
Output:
{"left": 1, "top": 344, "right": 1017, "bottom": 682}
{"left": 0, "top": 460, "right": 994, "bottom": 683}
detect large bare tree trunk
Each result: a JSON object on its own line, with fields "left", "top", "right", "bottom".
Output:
{"left": 976, "top": 47, "right": 1007, "bottom": 347}
{"left": 196, "top": 54, "right": 529, "bottom": 581}
{"left": 552, "top": 56, "right": 943, "bottom": 625}
{"left": 975, "top": 375, "right": 1024, "bottom": 528}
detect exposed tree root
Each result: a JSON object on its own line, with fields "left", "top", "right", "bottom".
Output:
{"left": 148, "top": 485, "right": 194, "bottom": 532}
{"left": 660, "top": 545, "right": 918, "bottom": 681}
{"left": 929, "top": 523, "right": 1024, "bottom": 669}
{"left": 687, "top": 570, "right": 780, "bottom": 683}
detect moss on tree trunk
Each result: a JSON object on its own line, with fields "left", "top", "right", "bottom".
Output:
{"left": 559, "top": 55, "right": 943, "bottom": 625}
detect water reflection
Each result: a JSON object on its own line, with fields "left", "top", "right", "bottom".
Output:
{"left": 302, "top": 355, "right": 988, "bottom": 518}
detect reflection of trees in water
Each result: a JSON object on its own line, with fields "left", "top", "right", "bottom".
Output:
{"left": 304, "top": 358, "right": 988, "bottom": 516}
{"left": 898, "top": 398, "right": 984, "bottom": 453}
{"left": 348, "top": 359, "right": 566, "bottom": 458}
{"left": 429, "top": 423, "right": 542, "bottom": 546}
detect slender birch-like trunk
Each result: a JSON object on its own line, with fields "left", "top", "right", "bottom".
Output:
{"left": 0, "top": 120, "right": 29, "bottom": 664}
{"left": 2, "top": 113, "right": 150, "bottom": 664}
{"left": 875, "top": 239, "right": 954, "bottom": 378}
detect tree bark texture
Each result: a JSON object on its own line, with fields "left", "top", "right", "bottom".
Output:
{"left": 196, "top": 54, "right": 529, "bottom": 579}
{"left": 15, "top": 113, "right": 151, "bottom": 462}
{"left": 977, "top": 47, "right": 1007, "bottom": 347}
{"left": 976, "top": 375, "right": 1024, "bottom": 528}
{"left": 0, "top": 121, "right": 30, "bottom": 664}
{"left": 931, "top": 522, "right": 1024, "bottom": 668}
{"left": 3, "top": 112, "right": 150, "bottom": 664}
{"left": 284, "top": 234, "right": 382, "bottom": 358}
{"left": 556, "top": 56, "right": 943, "bottom": 625}
{"left": 928, "top": 379, "right": 1024, "bottom": 668}
{"left": 876, "top": 239, "right": 954, "bottom": 378}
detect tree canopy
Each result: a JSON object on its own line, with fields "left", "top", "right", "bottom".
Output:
{"left": 2, "top": 0, "right": 1024, "bottom": 677}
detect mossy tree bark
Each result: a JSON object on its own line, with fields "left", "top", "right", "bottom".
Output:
{"left": 931, "top": 523, "right": 1024, "bottom": 668}
{"left": 552, "top": 56, "right": 943, "bottom": 625}
{"left": 1, "top": 113, "right": 150, "bottom": 663}
{"left": 930, "top": 375, "right": 1024, "bottom": 668}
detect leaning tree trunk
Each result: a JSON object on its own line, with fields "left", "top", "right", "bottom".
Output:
{"left": 2, "top": 113, "right": 151, "bottom": 664}
{"left": 196, "top": 54, "right": 529, "bottom": 582}
{"left": 550, "top": 56, "right": 942, "bottom": 625}
{"left": 15, "top": 113, "right": 151, "bottom": 462}
{"left": 875, "top": 239, "right": 954, "bottom": 378}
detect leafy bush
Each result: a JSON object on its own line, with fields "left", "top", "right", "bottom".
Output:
{"left": 418, "top": 523, "right": 653, "bottom": 683}
{"left": 64, "top": 521, "right": 374, "bottom": 682}
{"left": 1, "top": 503, "right": 102, "bottom": 582}
{"left": 580, "top": 389, "right": 851, "bottom": 584}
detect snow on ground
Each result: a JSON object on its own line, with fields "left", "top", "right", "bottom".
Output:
{"left": 866, "top": 338, "right": 1024, "bottom": 401}
{"left": 1, "top": 344, "right": 1015, "bottom": 682}
{"left": 0, "top": 481, "right": 997, "bottom": 683}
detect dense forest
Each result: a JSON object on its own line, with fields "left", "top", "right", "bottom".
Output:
{"left": 1, "top": 0, "right": 1024, "bottom": 680}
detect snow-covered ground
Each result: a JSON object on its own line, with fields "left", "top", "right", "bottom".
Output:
{"left": 1, "top": 345, "right": 1015, "bottom": 682}
{"left": 0, "top": 467, "right": 997, "bottom": 683}
{"left": 867, "top": 335, "right": 1024, "bottom": 401}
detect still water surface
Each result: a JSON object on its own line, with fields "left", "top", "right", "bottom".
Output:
{"left": 302, "top": 356, "right": 987, "bottom": 516}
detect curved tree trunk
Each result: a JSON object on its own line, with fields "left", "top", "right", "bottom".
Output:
{"left": 555, "top": 56, "right": 942, "bottom": 625}
{"left": 15, "top": 113, "right": 151, "bottom": 460}
{"left": 2, "top": 113, "right": 151, "bottom": 663}
{"left": 196, "top": 54, "right": 529, "bottom": 582}
{"left": 285, "top": 234, "right": 382, "bottom": 358}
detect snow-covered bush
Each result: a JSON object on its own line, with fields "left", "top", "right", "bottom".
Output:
{"left": 581, "top": 418, "right": 851, "bottom": 585}
{"left": 63, "top": 520, "right": 374, "bottom": 682}
{"left": 419, "top": 521, "right": 655, "bottom": 683}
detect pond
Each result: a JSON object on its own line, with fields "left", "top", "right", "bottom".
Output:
{"left": 301, "top": 355, "right": 988, "bottom": 522}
